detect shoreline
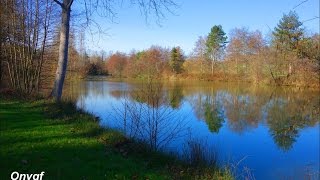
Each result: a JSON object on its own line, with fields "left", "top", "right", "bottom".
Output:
{"left": 0, "top": 98, "right": 233, "bottom": 179}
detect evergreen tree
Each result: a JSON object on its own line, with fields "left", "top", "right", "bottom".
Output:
{"left": 206, "top": 25, "right": 227, "bottom": 74}
{"left": 269, "top": 11, "right": 304, "bottom": 83}
{"left": 169, "top": 47, "right": 184, "bottom": 74}
{"left": 273, "top": 11, "right": 304, "bottom": 53}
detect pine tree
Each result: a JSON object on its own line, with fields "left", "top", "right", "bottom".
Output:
{"left": 273, "top": 11, "right": 304, "bottom": 53}
{"left": 169, "top": 47, "right": 184, "bottom": 74}
{"left": 270, "top": 11, "right": 305, "bottom": 84}
{"left": 206, "top": 25, "right": 227, "bottom": 75}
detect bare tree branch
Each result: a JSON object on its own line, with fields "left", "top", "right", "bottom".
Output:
{"left": 293, "top": 0, "right": 308, "bottom": 9}
{"left": 67, "top": 0, "right": 74, "bottom": 9}
{"left": 53, "top": 0, "right": 63, "bottom": 8}
{"left": 302, "top": 16, "right": 319, "bottom": 23}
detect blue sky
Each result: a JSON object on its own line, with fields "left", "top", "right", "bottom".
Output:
{"left": 82, "top": 0, "right": 319, "bottom": 54}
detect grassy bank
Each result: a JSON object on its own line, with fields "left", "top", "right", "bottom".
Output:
{"left": 0, "top": 99, "right": 233, "bottom": 180}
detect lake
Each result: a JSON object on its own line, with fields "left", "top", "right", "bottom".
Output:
{"left": 66, "top": 79, "right": 319, "bottom": 180}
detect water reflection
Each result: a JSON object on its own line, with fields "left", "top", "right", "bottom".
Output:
{"left": 204, "top": 100, "right": 224, "bottom": 133}
{"left": 266, "top": 94, "right": 319, "bottom": 151}
{"left": 69, "top": 81, "right": 320, "bottom": 151}
{"left": 187, "top": 92, "right": 224, "bottom": 133}
{"left": 221, "top": 92, "right": 262, "bottom": 133}
{"left": 168, "top": 83, "right": 184, "bottom": 109}
{"left": 66, "top": 80, "right": 319, "bottom": 179}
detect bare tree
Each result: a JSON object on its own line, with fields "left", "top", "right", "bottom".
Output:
{"left": 1, "top": 0, "right": 56, "bottom": 93}
{"left": 51, "top": 0, "right": 178, "bottom": 101}
{"left": 192, "top": 36, "right": 208, "bottom": 75}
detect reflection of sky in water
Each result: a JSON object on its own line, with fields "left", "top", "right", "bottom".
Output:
{"left": 74, "top": 80, "right": 319, "bottom": 180}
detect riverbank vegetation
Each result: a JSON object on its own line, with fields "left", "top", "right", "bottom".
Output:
{"left": 0, "top": 98, "right": 234, "bottom": 179}
{"left": 103, "top": 11, "right": 318, "bottom": 88}
{"left": 83, "top": 12, "right": 310, "bottom": 87}
{"left": 1, "top": 7, "right": 319, "bottom": 98}
{"left": 102, "top": 12, "right": 317, "bottom": 88}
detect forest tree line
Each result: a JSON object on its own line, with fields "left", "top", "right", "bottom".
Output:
{"left": 67, "top": 11, "right": 319, "bottom": 87}
{"left": 1, "top": 1, "right": 319, "bottom": 97}
{"left": 107, "top": 11, "right": 318, "bottom": 87}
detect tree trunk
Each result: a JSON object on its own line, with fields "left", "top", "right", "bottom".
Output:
{"left": 51, "top": 1, "right": 71, "bottom": 101}
{"left": 0, "top": 44, "right": 2, "bottom": 84}
{"left": 211, "top": 54, "right": 215, "bottom": 75}
{"left": 211, "top": 59, "right": 214, "bottom": 75}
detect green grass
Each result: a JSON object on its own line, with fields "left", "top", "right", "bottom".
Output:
{"left": 0, "top": 99, "right": 233, "bottom": 180}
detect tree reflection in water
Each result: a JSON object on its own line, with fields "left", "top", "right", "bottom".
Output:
{"left": 111, "top": 81, "right": 188, "bottom": 151}
{"left": 182, "top": 85, "right": 319, "bottom": 151}
{"left": 168, "top": 83, "right": 184, "bottom": 109}
{"left": 71, "top": 81, "right": 319, "bottom": 152}
{"left": 266, "top": 96, "right": 319, "bottom": 151}
{"left": 204, "top": 101, "right": 224, "bottom": 133}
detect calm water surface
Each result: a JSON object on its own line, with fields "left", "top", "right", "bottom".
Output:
{"left": 67, "top": 80, "right": 319, "bottom": 180}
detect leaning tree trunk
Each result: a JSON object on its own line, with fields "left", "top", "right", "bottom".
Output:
{"left": 51, "top": 0, "right": 72, "bottom": 101}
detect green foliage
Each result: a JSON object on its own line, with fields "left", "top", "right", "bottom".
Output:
{"left": 206, "top": 25, "right": 228, "bottom": 61}
{"left": 204, "top": 103, "right": 224, "bottom": 133}
{"left": 169, "top": 47, "right": 184, "bottom": 74}
{"left": 135, "top": 51, "right": 147, "bottom": 61}
{"left": 267, "top": 11, "right": 305, "bottom": 85}
{"left": 272, "top": 11, "right": 304, "bottom": 52}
